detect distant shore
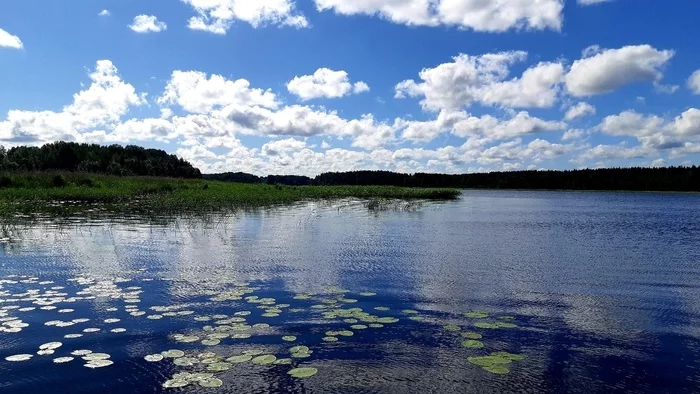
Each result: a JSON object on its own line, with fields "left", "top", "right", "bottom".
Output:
{"left": 0, "top": 172, "right": 461, "bottom": 215}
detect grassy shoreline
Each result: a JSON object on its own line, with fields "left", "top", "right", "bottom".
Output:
{"left": 0, "top": 172, "right": 461, "bottom": 215}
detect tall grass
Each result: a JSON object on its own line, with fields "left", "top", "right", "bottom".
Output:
{"left": 0, "top": 172, "right": 460, "bottom": 215}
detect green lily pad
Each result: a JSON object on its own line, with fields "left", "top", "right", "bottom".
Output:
{"left": 273, "top": 358, "right": 292, "bottom": 365}
{"left": 401, "top": 309, "right": 419, "bottom": 314}
{"left": 162, "top": 379, "right": 189, "bottom": 388}
{"left": 465, "top": 311, "right": 489, "bottom": 319}
{"left": 375, "top": 317, "right": 399, "bottom": 324}
{"left": 443, "top": 324, "right": 461, "bottom": 332}
{"left": 408, "top": 316, "right": 425, "bottom": 322}
{"left": 322, "top": 336, "right": 339, "bottom": 342}
{"left": 288, "top": 367, "right": 318, "bottom": 378}
{"left": 461, "top": 332, "right": 483, "bottom": 339}
{"left": 226, "top": 355, "right": 252, "bottom": 363}
{"left": 483, "top": 365, "right": 510, "bottom": 374}
{"left": 474, "top": 322, "right": 501, "bottom": 329}
{"left": 350, "top": 324, "right": 368, "bottom": 330}
{"left": 206, "top": 362, "right": 232, "bottom": 371}
{"left": 242, "top": 349, "right": 264, "bottom": 356}
{"left": 198, "top": 378, "right": 223, "bottom": 388}
{"left": 252, "top": 355, "right": 277, "bottom": 365}
{"left": 162, "top": 350, "right": 185, "bottom": 358}
{"left": 368, "top": 323, "right": 384, "bottom": 328}
{"left": 374, "top": 307, "right": 390, "bottom": 311}
{"left": 461, "top": 340, "right": 484, "bottom": 349}
{"left": 282, "top": 336, "right": 297, "bottom": 342}
{"left": 337, "top": 330, "right": 354, "bottom": 337}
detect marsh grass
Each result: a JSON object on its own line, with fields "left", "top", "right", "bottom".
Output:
{"left": 0, "top": 172, "right": 460, "bottom": 216}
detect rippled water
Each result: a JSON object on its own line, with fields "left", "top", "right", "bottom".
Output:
{"left": 1, "top": 190, "right": 700, "bottom": 393}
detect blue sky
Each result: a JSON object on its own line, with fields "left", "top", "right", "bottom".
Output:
{"left": 1, "top": 0, "right": 699, "bottom": 175}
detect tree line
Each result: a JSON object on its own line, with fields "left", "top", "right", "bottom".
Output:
{"left": 0, "top": 142, "right": 201, "bottom": 178}
{"left": 206, "top": 167, "right": 700, "bottom": 192}
{"left": 0, "top": 142, "right": 698, "bottom": 191}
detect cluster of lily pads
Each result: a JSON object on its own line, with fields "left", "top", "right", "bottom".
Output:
{"left": 2, "top": 273, "right": 530, "bottom": 390}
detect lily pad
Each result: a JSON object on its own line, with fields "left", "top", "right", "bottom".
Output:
{"left": 322, "top": 336, "right": 339, "bottom": 342}
{"left": 206, "top": 362, "right": 232, "bottom": 371}
{"left": 273, "top": 358, "right": 292, "bottom": 365}
{"left": 163, "top": 379, "right": 189, "bottom": 389}
{"left": 282, "top": 336, "right": 297, "bottom": 342}
{"left": 251, "top": 355, "right": 277, "bottom": 365}
{"left": 465, "top": 311, "right": 489, "bottom": 319}
{"left": 53, "top": 357, "right": 74, "bottom": 363}
{"left": 443, "top": 324, "right": 461, "bottom": 332}
{"left": 374, "top": 307, "right": 390, "bottom": 311}
{"left": 6, "top": 354, "right": 33, "bottom": 362}
{"left": 359, "top": 292, "right": 377, "bottom": 296}
{"left": 162, "top": 350, "right": 185, "bottom": 358}
{"left": 145, "top": 354, "right": 164, "bottom": 362}
{"left": 350, "top": 324, "right": 368, "bottom": 330}
{"left": 226, "top": 355, "right": 252, "bottom": 363}
{"left": 483, "top": 365, "right": 510, "bottom": 374}
{"left": 198, "top": 378, "right": 223, "bottom": 388}
{"left": 461, "top": 332, "right": 483, "bottom": 339}
{"left": 461, "top": 340, "right": 484, "bottom": 349}
{"left": 288, "top": 367, "right": 318, "bottom": 378}
{"left": 84, "top": 360, "right": 114, "bottom": 368}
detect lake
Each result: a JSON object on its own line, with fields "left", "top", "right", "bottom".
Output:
{"left": 1, "top": 190, "right": 700, "bottom": 393}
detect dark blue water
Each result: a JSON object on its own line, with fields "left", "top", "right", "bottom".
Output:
{"left": 1, "top": 191, "right": 700, "bottom": 393}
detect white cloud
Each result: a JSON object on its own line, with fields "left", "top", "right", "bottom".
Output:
{"left": 0, "top": 28, "right": 23, "bottom": 49}
{"left": 158, "top": 70, "right": 279, "bottom": 113}
{"left": 398, "top": 109, "right": 566, "bottom": 142}
{"left": 98, "top": 9, "right": 111, "bottom": 17}
{"left": 182, "top": 0, "right": 308, "bottom": 34}
{"left": 565, "top": 102, "right": 596, "bottom": 120}
{"left": 562, "top": 129, "right": 585, "bottom": 141}
{"left": 262, "top": 138, "right": 307, "bottom": 156}
{"left": 314, "top": 0, "right": 563, "bottom": 32}
{"left": 287, "top": 68, "right": 370, "bottom": 101}
{"left": 598, "top": 108, "right": 700, "bottom": 151}
{"left": 0, "top": 60, "right": 146, "bottom": 144}
{"left": 396, "top": 51, "right": 564, "bottom": 111}
{"left": 688, "top": 70, "right": 700, "bottom": 95}
{"left": 129, "top": 15, "right": 167, "bottom": 33}
{"left": 565, "top": 45, "right": 675, "bottom": 96}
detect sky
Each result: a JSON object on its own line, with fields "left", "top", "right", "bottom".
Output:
{"left": 0, "top": 0, "right": 699, "bottom": 176}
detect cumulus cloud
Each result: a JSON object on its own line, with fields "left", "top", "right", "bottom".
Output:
{"left": 0, "top": 28, "right": 23, "bottom": 49}
{"left": 565, "top": 45, "right": 675, "bottom": 96}
{"left": 99, "top": 9, "right": 111, "bottom": 17}
{"left": 182, "top": 0, "right": 308, "bottom": 34}
{"left": 565, "top": 102, "right": 596, "bottom": 120}
{"left": 314, "top": 0, "right": 563, "bottom": 32}
{"left": 395, "top": 51, "right": 564, "bottom": 111}
{"left": 688, "top": 70, "right": 700, "bottom": 95}
{"left": 397, "top": 109, "right": 566, "bottom": 143}
{"left": 129, "top": 15, "right": 168, "bottom": 33}
{"left": 598, "top": 108, "right": 700, "bottom": 152}
{"left": 0, "top": 60, "right": 146, "bottom": 144}
{"left": 287, "top": 68, "right": 370, "bottom": 101}
{"left": 158, "top": 70, "right": 280, "bottom": 113}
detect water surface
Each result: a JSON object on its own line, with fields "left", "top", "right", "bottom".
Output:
{"left": 1, "top": 191, "right": 700, "bottom": 393}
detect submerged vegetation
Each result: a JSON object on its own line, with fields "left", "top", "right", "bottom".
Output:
{"left": 0, "top": 172, "right": 460, "bottom": 215}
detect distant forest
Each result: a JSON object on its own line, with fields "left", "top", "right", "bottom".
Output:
{"left": 206, "top": 168, "right": 700, "bottom": 192}
{"left": 0, "top": 142, "right": 698, "bottom": 191}
{"left": 0, "top": 142, "right": 201, "bottom": 178}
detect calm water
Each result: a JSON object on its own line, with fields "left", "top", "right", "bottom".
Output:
{"left": 1, "top": 190, "right": 700, "bottom": 393}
